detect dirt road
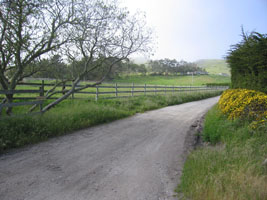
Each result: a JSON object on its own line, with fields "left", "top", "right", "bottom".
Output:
{"left": 0, "top": 96, "right": 219, "bottom": 200}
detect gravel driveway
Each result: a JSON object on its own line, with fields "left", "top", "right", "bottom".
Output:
{"left": 0, "top": 96, "right": 219, "bottom": 200}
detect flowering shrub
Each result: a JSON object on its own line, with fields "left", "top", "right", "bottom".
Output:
{"left": 219, "top": 89, "right": 267, "bottom": 128}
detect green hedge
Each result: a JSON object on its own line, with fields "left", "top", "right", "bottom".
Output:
{"left": 206, "top": 83, "right": 230, "bottom": 87}
{"left": 227, "top": 30, "right": 267, "bottom": 93}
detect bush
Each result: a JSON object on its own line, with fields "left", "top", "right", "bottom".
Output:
{"left": 206, "top": 83, "right": 230, "bottom": 87}
{"left": 227, "top": 30, "right": 267, "bottom": 93}
{"left": 219, "top": 89, "right": 267, "bottom": 125}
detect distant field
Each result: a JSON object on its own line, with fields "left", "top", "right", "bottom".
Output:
{"left": 196, "top": 59, "right": 230, "bottom": 75}
{"left": 111, "top": 75, "right": 230, "bottom": 86}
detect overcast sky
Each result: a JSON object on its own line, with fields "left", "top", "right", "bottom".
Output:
{"left": 121, "top": 0, "right": 267, "bottom": 62}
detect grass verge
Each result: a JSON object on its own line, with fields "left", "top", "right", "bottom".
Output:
{"left": 177, "top": 105, "right": 267, "bottom": 200}
{"left": 0, "top": 91, "right": 222, "bottom": 153}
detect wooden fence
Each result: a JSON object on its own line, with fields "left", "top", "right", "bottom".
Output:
{"left": 0, "top": 81, "right": 228, "bottom": 115}
{"left": 91, "top": 84, "right": 227, "bottom": 101}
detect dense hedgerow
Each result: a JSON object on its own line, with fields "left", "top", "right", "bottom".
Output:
{"left": 206, "top": 83, "right": 230, "bottom": 87}
{"left": 227, "top": 30, "right": 267, "bottom": 93}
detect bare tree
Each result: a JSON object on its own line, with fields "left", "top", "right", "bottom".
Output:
{"left": 41, "top": 0, "right": 153, "bottom": 112}
{"left": 0, "top": 0, "right": 75, "bottom": 114}
{"left": 0, "top": 0, "right": 153, "bottom": 114}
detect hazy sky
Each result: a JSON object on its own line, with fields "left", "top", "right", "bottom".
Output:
{"left": 121, "top": 0, "right": 267, "bottom": 61}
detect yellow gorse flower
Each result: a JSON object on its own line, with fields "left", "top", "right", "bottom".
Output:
{"left": 219, "top": 89, "right": 267, "bottom": 129}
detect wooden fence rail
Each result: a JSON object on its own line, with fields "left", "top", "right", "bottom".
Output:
{"left": 0, "top": 100, "right": 44, "bottom": 116}
{"left": 0, "top": 81, "right": 228, "bottom": 116}
{"left": 0, "top": 89, "right": 41, "bottom": 94}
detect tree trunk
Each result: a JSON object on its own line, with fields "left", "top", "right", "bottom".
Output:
{"left": 41, "top": 78, "right": 80, "bottom": 113}
{"left": 5, "top": 94, "right": 13, "bottom": 115}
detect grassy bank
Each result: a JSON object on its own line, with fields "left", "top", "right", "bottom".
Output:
{"left": 0, "top": 91, "right": 222, "bottom": 153}
{"left": 178, "top": 105, "right": 267, "bottom": 200}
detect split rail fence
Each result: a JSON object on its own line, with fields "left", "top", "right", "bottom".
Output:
{"left": 0, "top": 81, "right": 228, "bottom": 115}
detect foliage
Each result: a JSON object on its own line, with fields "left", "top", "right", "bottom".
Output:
{"left": 0, "top": 91, "right": 222, "bottom": 153}
{"left": 0, "top": 0, "right": 74, "bottom": 87}
{"left": 202, "top": 105, "right": 228, "bottom": 144}
{"left": 32, "top": 55, "right": 69, "bottom": 80}
{"left": 30, "top": 59, "right": 148, "bottom": 81}
{"left": 227, "top": 30, "right": 267, "bottom": 93}
{"left": 0, "top": 0, "right": 153, "bottom": 114}
{"left": 29, "top": 58, "right": 209, "bottom": 81}
{"left": 218, "top": 89, "right": 267, "bottom": 127}
{"left": 178, "top": 105, "right": 267, "bottom": 200}
{"left": 178, "top": 88, "right": 267, "bottom": 199}
{"left": 148, "top": 59, "right": 207, "bottom": 75}
{"left": 206, "top": 83, "right": 230, "bottom": 87}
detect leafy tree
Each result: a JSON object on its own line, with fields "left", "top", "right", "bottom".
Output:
{"left": 0, "top": 0, "right": 75, "bottom": 114}
{"left": 32, "top": 55, "right": 69, "bottom": 80}
{"left": 227, "top": 29, "right": 267, "bottom": 93}
{"left": 0, "top": 0, "right": 153, "bottom": 114}
{"left": 148, "top": 59, "right": 205, "bottom": 75}
{"left": 41, "top": 0, "right": 153, "bottom": 112}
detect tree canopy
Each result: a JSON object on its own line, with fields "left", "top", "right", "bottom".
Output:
{"left": 0, "top": 0, "right": 153, "bottom": 114}
{"left": 227, "top": 29, "right": 267, "bottom": 93}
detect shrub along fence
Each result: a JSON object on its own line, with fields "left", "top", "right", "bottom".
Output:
{"left": 0, "top": 81, "right": 228, "bottom": 116}
{"left": 227, "top": 31, "right": 267, "bottom": 93}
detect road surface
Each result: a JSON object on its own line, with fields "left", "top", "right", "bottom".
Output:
{"left": 0, "top": 96, "right": 219, "bottom": 200}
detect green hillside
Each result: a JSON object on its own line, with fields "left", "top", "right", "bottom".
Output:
{"left": 195, "top": 59, "right": 230, "bottom": 75}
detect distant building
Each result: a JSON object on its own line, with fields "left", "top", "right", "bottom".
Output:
{"left": 218, "top": 73, "right": 230, "bottom": 76}
{"left": 186, "top": 71, "right": 209, "bottom": 75}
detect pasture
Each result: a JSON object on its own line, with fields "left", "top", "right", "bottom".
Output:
{"left": 111, "top": 74, "right": 230, "bottom": 86}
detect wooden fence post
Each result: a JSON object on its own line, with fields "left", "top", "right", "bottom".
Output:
{"left": 172, "top": 85, "right": 174, "bottom": 95}
{"left": 165, "top": 86, "right": 167, "bottom": 95}
{"left": 0, "top": 104, "right": 2, "bottom": 117}
{"left": 189, "top": 85, "right": 191, "bottom": 94}
{"left": 38, "top": 80, "right": 45, "bottom": 112}
{"left": 115, "top": 83, "right": 118, "bottom": 98}
{"left": 154, "top": 85, "right": 157, "bottom": 95}
{"left": 144, "top": 84, "right": 146, "bottom": 96}
{"left": 95, "top": 86, "right": 99, "bottom": 101}
{"left": 62, "top": 81, "right": 66, "bottom": 95}
{"left": 39, "top": 90, "right": 43, "bottom": 112}
{"left": 40, "top": 80, "right": 44, "bottom": 96}
{"left": 131, "top": 83, "right": 134, "bottom": 97}
{"left": 72, "top": 80, "right": 75, "bottom": 99}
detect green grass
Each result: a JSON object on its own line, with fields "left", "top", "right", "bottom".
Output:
{"left": 0, "top": 91, "right": 222, "bottom": 153}
{"left": 111, "top": 75, "right": 230, "bottom": 86}
{"left": 177, "top": 105, "right": 267, "bottom": 200}
{"left": 196, "top": 59, "right": 230, "bottom": 75}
